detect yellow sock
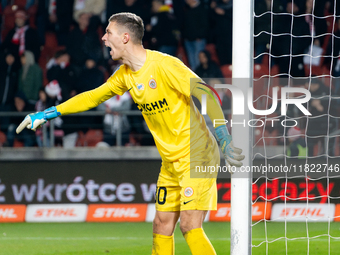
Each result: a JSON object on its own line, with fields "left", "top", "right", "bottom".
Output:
{"left": 184, "top": 228, "right": 216, "bottom": 255}
{"left": 152, "top": 233, "right": 174, "bottom": 255}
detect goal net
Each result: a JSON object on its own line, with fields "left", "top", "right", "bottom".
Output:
{"left": 251, "top": 0, "right": 340, "bottom": 254}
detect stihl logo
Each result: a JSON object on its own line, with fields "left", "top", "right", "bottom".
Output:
{"left": 86, "top": 204, "right": 147, "bottom": 222}
{"left": 34, "top": 208, "right": 77, "bottom": 217}
{"left": 213, "top": 205, "right": 265, "bottom": 218}
{"left": 280, "top": 208, "right": 324, "bottom": 217}
{"left": 94, "top": 208, "right": 139, "bottom": 218}
{"left": 26, "top": 204, "right": 87, "bottom": 222}
{"left": 209, "top": 203, "right": 231, "bottom": 221}
{"left": 209, "top": 202, "right": 272, "bottom": 221}
{"left": 252, "top": 206, "right": 262, "bottom": 216}
{"left": 215, "top": 207, "right": 230, "bottom": 218}
{"left": 0, "top": 209, "right": 17, "bottom": 218}
{"left": 0, "top": 205, "right": 26, "bottom": 222}
{"left": 271, "top": 203, "right": 335, "bottom": 222}
{"left": 334, "top": 204, "right": 340, "bottom": 222}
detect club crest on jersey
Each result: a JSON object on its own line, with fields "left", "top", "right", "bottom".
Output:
{"left": 137, "top": 83, "right": 144, "bottom": 91}
{"left": 184, "top": 187, "right": 194, "bottom": 197}
{"left": 148, "top": 79, "right": 157, "bottom": 89}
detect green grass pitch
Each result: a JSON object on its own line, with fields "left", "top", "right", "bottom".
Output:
{"left": 0, "top": 222, "right": 340, "bottom": 254}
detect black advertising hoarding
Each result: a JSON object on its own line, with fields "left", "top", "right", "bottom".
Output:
{"left": 0, "top": 161, "right": 159, "bottom": 204}
{"left": 0, "top": 160, "right": 339, "bottom": 204}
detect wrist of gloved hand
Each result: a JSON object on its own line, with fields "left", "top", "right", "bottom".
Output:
{"left": 214, "top": 125, "right": 231, "bottom": 150}
{"left": 44, "top": 106, "right": 61, "bottom": 120}
{"left": 214, "top": 125, "right": 245, "bottom": 168}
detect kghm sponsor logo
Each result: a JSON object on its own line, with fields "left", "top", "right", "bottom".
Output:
{"left": 137, "top": 98, "right": 170, "bottom": 115}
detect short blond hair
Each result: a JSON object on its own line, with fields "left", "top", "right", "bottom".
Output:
{"left": 109, "top": 12, "right": 144, "bottom": 44}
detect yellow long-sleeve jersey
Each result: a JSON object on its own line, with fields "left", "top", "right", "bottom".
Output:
{"left": 57, "top": 50, "right": 225, "bottom": 162}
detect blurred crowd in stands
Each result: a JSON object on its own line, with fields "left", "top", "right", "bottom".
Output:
{"left": 0, "top": 0, "right": 339, "bottom": 156}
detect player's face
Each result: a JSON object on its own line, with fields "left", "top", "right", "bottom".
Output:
{"left": 102, "top": 22, "right": 124, "bottom": 60}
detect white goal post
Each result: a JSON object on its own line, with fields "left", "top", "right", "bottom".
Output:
{"left": 230, "top": 0, "right": 254, "bottom": 254}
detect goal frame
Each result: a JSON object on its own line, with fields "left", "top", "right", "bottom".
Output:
{"left": 230, "top": 0, "right": 254, "bottom": 254}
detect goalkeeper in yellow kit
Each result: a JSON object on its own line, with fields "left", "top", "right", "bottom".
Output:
{"left": 16, "top": 12, "right": 244, "bottom": 255}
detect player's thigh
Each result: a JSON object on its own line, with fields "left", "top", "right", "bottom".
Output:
{"left": 156, "top": 162, "right": 182, "bottom": 212}
{"left": 180, "top": 176, "right": 217, "bottom": 211}
{"left": 179, "top": 210, "right": 207, "bottom": 234}
{"left": 154, "top": 163, "right": 182, "bottom": 235}
{"left": 178, "top": 155, "right": 219, "bottom": 211}
{"left": 153, "top": 210, "right": 180, "bottom": 236}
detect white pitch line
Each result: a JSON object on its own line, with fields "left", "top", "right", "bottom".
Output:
{"left": 0, "top": 237, "right": 340, "bottom": 242}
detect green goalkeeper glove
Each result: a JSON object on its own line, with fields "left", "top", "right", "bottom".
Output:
{"left": 16, "top": 106, "right": 61, "bottom": 134}
{"left": 215, "top": 125, "right": 245, "bottom": 168}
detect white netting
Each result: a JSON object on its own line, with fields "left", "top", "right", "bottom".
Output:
{"left": 252, "top": 0, "right": 340, "bottom": 254}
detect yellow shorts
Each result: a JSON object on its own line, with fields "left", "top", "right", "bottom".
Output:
{"left": 155, "top": 148, "right": 219, "bottom": 212}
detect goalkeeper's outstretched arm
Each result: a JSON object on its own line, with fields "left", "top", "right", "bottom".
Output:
{"left": 192, "top": 82, "right": 245, "bottom": 168}
{"left": 16, "top": 83, "right": 116, "bottom": 134}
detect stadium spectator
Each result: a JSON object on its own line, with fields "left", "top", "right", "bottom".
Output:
{"left": 100, "top": 93, "right": 132, "bottom": 146}
{"left": 0, "top": 50, "right": 20, "bottom": 133}
{"left": 145, "top": 0, "right": 180, "bottom": 56}
{"left": 254, "top": 0, "right": 272, "bottom": 64}
{"left": 75, "top": 58, "right": 105, "bottom": 133}
{"left": 36, "top": 0, "right": 74, "bottom": 46}
{"left": 44, "top": 80, "right": 64, "bottom": 145}
{"left": 254, "top": 0, "right": 287, "bottom": 68}
{"left": 305, "top": 77, "right": 337, "bottom": 156}
{"left": 304, "top": 0, "right": 328, "bottom": 47}
{"left": 76, "top": 58, "right": 104, "bottom": 93}
{"left": 195, "top": 49, "right": 224, "bottom": 78}
{"left": 127, "top": 101, "right": 155, "bottom": 146}
{"left": 330, "top": 19, "right": 340, "bottom": 103}
{"left": 271, "top": 1, "right": 310, "bottom": 81}
{"left": 35, "top": 88, "right": 55, "bottom": 147}
{"left": 36, "top": 87, "right": 53, "bottom": 112}
{"left": 1, "top": 9, "right": 40, "bottom": 62}
{"left": 182, "top": 0, "right": 209, "bottom": 70}
{"left": 46, "top": 50, "right": 78, "bottom": 147}
{"left": 105, "top": 0, "right": 150, "bottom": 27}
{"left": 210, "top": 0, "right": 232, "bottom": 65}
{"left": 302, "top": 0, "right": 328, "bottom": 68}
{"left": 287, "top": 126, "right": 308, "bottom": 158}
{"left": 73, "top": 0, "right": 106, "bottom": 23}
{"left": 46, "top": 50, "right": 76, "bottom": 94}
{"left": 18, "top": 50, "right": 43, "bottom": 110}
{"left": 66, "top": 12, "right": 103, "bottom": 75}
{"left": 327, "top": 0, "right": 340, "bottom": 16}
{"left": 6, "top": 92, "right": 36, "bottom": 147}
{"left": 0, "top": 0, "right": 36, "bottom": 9}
